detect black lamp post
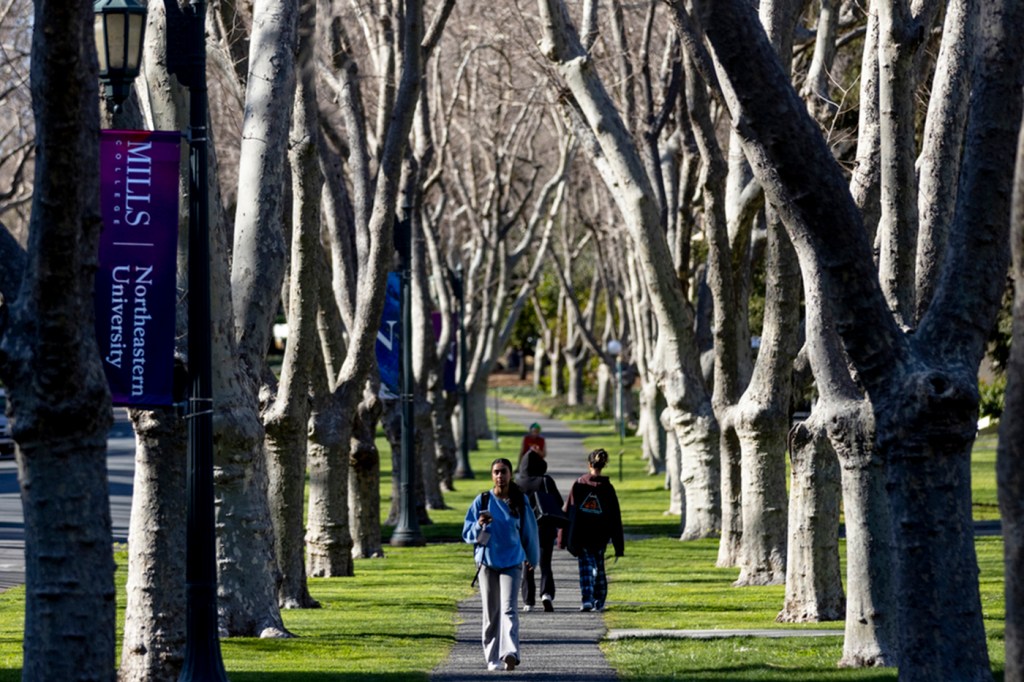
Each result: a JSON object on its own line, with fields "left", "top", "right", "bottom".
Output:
{"left": 606, "top": 340, "right": 624, "bottom": 445}
{"left": 96, "top": 0, "right": 228, "bottom": 678}
{"left": 452, "top": 263, "right": 473, "bottom": 479}
{"left": 390, "top": 216, "right": 425, "bottom": 547}
{"left": 93, "top": 0, "right": 147, "bottom": 108}
{"left": 166, "top": 1, "right": 228, "bottom": 677}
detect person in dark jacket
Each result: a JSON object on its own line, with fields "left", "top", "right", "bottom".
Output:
{"left": 558, "top": 448, "right": 624, "bottom": 611}
{"left": 516, "top": 449, "right": 563, "bottom": 612}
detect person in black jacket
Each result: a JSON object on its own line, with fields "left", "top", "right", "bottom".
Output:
{"left": 558, "top": 448, "right": 624, "bottom": 611}
{"left": 515, "top": 449, "right": 563, "bottom": 612}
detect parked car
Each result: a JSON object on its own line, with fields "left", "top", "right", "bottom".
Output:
{"left": 0, "top": 389, "right": 13, "bottom": 457}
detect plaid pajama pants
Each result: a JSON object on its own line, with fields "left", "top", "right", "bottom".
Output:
{"left": 576, "top": 548, "right": 607, "bottom": 608}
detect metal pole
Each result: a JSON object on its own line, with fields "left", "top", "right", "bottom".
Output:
{"left": 454, "top": 268, "right": 473, "bottom": 479}
{"left": 494, "top": 387, "right": 500, "bottom": 447}
{"left": 391, "top": 217, "right": 424, "bottom": 546}
{"left": 617, "top": 358, "right": 624, "bottom": 445}
{"left": 173, "top": 1, "right": 227, "bottom": 678}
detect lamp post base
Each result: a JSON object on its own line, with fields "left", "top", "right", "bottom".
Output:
{"left": 390, "top": 528, "right": 426, "bottom": 547}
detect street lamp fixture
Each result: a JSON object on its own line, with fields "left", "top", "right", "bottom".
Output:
{"left": 606, "top": 340, "right": 624, "bottom": 445}
{"left": 93, "top": 0, "right": 147, "bottom": 107}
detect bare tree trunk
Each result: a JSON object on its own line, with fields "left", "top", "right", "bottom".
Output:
{"left": 914, "top": 0, "right": 975, "bottom": 321}
{"left": 418, "top": 394, "right": 445, "bottom": 509}
{"left": 729, "top": 0, "right": 804, "bottom": 591}
{"left": 997, "top": 91, "right": 1024, "bottom": 682}
{"left": 733, "top": 217, "right": 801, "bottom": 587}
{"left": 350, "top": 387, "right": 384, "bottom": 558}
{"left": 565, "top": 352, "right": 586, "bottom": 406}
{"left": 2, "top": 0, "right": 116, "bottom": 674}
{"left": 676, "top": 408, "right": 722, "bottom": 542}
{"left": 804, "top": 232, "right": 897, "bottom": 664}
{"left": 408, "top": 180, "right": 446, "bottom": 511}
{"left": 460, "top": 379, "right": 486, "bottom": 446}
{"left": 661, "top": 408, "right": 684, "bottom": 517}
{"left": 637, "top": 381, "right": 663, "bottom": 473}
{"left": 596, "top": 362, "right": 612, "bottom": 414}
{"left": 836, "top": 402, "right": 897, "bottom": 667}
{"left": 305, "top": 195, "right": 355, "bottom": 578}
{"left": 716, "top": 424, "right": 742, "bottom": 565}
{"left": 533, "top": 337, "right": 546, "bottom": 389}
{"left": 119, "top": 408, "right": 188, "bottom": 681}
{"left": 548, "top": 347, "right": 564, "bottom": 398}
{"left": 218, "top": 0, "right": 299, "bottom": 636}
{"left": 777, "top": 412, "right": 844, "bottom": 622}
{"left": 876, "top": 0, "right": 937, "bottom": 327}
{"left": 432, "top": 386, "right": 458, "bottom": 492}
{"left": 695, "top": 0, "right": 1019, "bottom": 675}
{"left": 264, "top": 0, "right": 321, "bottom": 610}
{"left": 306, "top": 354, "right": 354, "bottom": 577}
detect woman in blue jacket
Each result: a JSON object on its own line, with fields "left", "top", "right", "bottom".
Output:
{"left": 463, "top": 458, "right": 540, "bottom": 671}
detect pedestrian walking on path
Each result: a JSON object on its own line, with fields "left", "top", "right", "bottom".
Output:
{"left": 559, "top": 448, "right": 624, "bottom": 612}
{"left": 516, "top": 449, "right": 564, "bottom": 612}
{"left": 519, "top": 422, "right": 546, "bottom": 460}
{"left": 433, "top": 402, "right": 618, "bottom": 681}
{"left": 462, "top": 458, "right": 540, "bottom": 672}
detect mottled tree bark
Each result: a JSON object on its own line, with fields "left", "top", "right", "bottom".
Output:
{"left": 217, "top": 0, "right": 300, "bottom": 636}
{"left": 694, "top": 0, "right": 1020, "bottom": 676}
{"left": 778, "top": 412, "right": 844, "bottom": 622}
{"left": 265, "top": 0, "right": 321, "bottom": 608}
{"left": 119, "top": 408, "right": 187, "bottom": 681}
{"left": 350, "top": 387, "right": 384, "bottom": 558}
{"left": 538, "top": 0, "right": 721, "bottom": 543}
{"left": 0, "top": 0, "right": 116, "bottom": 675}
{"left": 997, "top": 89, "right": 1024, "bottom": 682}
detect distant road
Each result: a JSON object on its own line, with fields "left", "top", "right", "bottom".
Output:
{"left": 0, "top": 409, "right": 136, "bottom": 591}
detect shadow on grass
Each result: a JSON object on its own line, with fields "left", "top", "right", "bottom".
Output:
{"left": 228, "top": 674, "right": 429, "bottom": 681}
{"left": 618, "top": 670, "right": 897, "bottom": 682}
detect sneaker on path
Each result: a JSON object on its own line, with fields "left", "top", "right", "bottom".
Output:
{"left": 581, "top": 601, "right": 594, "bottom": 612}
{"left": 503, "top": 654, "right": 518, "bottom": 671}
{"left": 522, "top": 604, "right": 534, "bottom": 612}
{"left": 541, "top": 594, "right": 553, "bottom": 612}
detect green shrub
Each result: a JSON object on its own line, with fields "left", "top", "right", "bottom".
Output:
{"left": 979, "top": 375, "right": 1006, "bottom": 419}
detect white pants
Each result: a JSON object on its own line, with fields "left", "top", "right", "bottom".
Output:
{"left": 479, "top": 564, "right": 522, "bottom": 667}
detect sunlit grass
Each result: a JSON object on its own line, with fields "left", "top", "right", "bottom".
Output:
{"left": 0, "top": 392, "right": 1008, "bottom": 680}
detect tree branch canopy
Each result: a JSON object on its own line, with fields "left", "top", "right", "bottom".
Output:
{"left": 695, "top": 0, "right": 909, "bottom": 397}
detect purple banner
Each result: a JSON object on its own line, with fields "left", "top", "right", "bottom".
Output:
{"left": 95, "top": 130, "right": 181, "bottom": 406}
{"left": 376, "top": 272, "right": 402, "bottom": 396}
{"left": 431, "top": 312, "right": 458, "bottom": 392}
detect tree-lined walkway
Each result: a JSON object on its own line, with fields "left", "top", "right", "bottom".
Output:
{"left": 430, "top": 401, "right": 618, "bottom": 680}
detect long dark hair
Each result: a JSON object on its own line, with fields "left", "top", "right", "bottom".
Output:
{"left": 491, "top": 457, "right": 525, "bottom": 518}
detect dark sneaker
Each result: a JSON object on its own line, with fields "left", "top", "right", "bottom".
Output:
{"left": 580, "top": 601, "right": 594, "bottom": 612}
{"left": 541, "top": 594, "right": 553, "bottom": 612}
{"left": 503, "top": 654, "right": 518, "bottom": 671}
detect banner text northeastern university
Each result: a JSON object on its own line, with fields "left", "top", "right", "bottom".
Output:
{"left": 95, "top": 130, "right": 180, "bottom": 406}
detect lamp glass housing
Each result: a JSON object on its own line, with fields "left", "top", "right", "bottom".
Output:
{"left": 94, "top": 0, "right": 147, "bottom": 102}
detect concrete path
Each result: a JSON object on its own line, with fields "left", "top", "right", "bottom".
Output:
{"left": 430, "top": 401, "right": 618, "bottom": 681}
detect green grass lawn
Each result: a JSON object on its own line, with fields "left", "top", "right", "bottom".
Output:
{"left": 0, "top": 394, "right": 1008, "bottom": 680}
